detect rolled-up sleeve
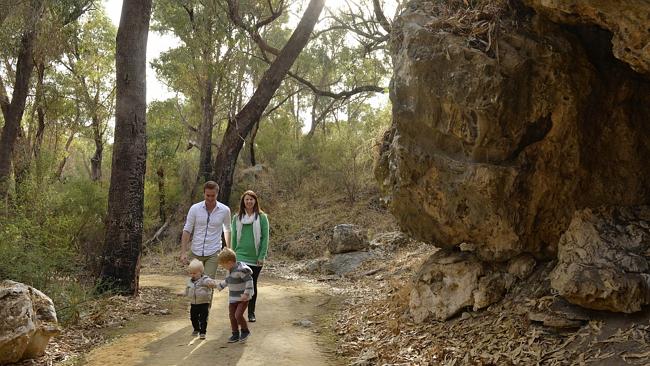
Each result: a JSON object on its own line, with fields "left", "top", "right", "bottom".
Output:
{"left": 222, "top": 206, "right": 232, "bottom": 232}
{"left": 183, "top": 206, "right": 195, "bottom": 233}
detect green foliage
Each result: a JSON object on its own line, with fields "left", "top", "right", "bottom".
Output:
{"left": 0, "top": 178, "right": 107, "bottom": 323}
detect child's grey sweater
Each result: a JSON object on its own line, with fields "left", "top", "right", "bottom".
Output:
{"left": 186, "top": 274, "right": 218, "bottom": 304}
{"left": 217, "top": 262, "right": 255, "bottom": 303}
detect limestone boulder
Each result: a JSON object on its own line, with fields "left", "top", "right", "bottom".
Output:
{"left": 377, "top": 1, "right": 650, "bottom": 262}
{"left": 409, "top": 249, "right": 511, "bottom": 322}
{"left": 325, "top": 252, "right": 374, "bottom": 276}
{"left": 329, "top": 224, "right": 369, "bottom": 254}
{"left": 0, "top": 280, "right": 61, "bottom": 364}
{"left": 369, "top": 231, "right": 410, "bottom": 250}
{"left": 550, "top": 206, "right": 650, "bottom": 313}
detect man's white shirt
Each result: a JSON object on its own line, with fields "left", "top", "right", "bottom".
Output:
{"left": 183, "top": 200, "right": 231, "bottom": 256}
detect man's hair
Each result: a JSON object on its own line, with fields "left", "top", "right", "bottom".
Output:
{"left": 217, "top": 248, "right": 237, "bottom": 264}
{"left": 204, "top": 181, "right": 219, "bottom": 192}
{"left": 189, "top": 259, "right": 204, "bottom": 272}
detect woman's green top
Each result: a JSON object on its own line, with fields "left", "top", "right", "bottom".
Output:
{"left": 231, "top": 212, "right": 269, "bottom": 266}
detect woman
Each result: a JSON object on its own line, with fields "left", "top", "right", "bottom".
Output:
{"left": 231, "top": 190, "right": 269, "bottom": 323}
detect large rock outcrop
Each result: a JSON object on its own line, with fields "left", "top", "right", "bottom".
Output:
{"left": 550, "top": 206, "right": 650, "bottom": 313}
{"left": 524, "top": 0, "right": 650, "bottom": 75}
{"left": 376, "top": 0, "right": 650, "bottom": 263}
{"left": 0, "top": 280, "right": 60, "bottom": 364}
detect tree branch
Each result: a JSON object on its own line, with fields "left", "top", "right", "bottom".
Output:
{"left": 373, "top": 0, "right": 391, "bottom": 34}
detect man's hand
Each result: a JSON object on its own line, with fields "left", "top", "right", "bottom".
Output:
{"left": 180, "top": 252, "right": 189, "bottom": 265}
{"left": 241, "top": 293, "right": 250, "bottom": 301}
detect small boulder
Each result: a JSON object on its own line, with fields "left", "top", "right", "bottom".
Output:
{"left": 550, "top": 206, "right": 650, "bottom": 313}
{"left": 323, "top": 252, "right": 374, "bottom": 276}
{"left": 0, "top": 280, "right": 61, "bottom": 364}
{"left": 507, "top": 254, "right": 537, "bottom": 280}
{"left": 409, "top": 249, "right": 511, "bottom": 322}
{"left": 369, "top": 231, "right": 410, "bottom": 250}
{"left": 329, "top": 224, "right": 369, "bottom": 254}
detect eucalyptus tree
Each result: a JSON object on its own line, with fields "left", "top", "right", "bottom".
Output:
{"left": 146, "top": 98, "right": 188, "bottom": 224}
{"left": 212, "top": 0, "right": 326, "bottom": 203}
{"left": 99, "top": 0, "right": 152, "bottom": 295}
{"left": 0, "top": 0, "right": 93, "bottom": 199}
{"left": 152, "top": 0, "right": 239, "bottom": 186}
{"left": 0, "top": 0, "right": 45, "bottom": 199}
{"left": 59, "top": 9, "right": 116, "bottom": 182}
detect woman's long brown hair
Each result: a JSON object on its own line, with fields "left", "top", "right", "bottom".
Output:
{"left": 238, "top": 190, "right": 261, "bottom": 220}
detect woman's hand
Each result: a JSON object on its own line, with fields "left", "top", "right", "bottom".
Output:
{"left": 257, "top": 259, "right": 264, "bottom": 266}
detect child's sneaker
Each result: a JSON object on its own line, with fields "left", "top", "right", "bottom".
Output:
{"left": 239, "top": 330, "right": 250, "bottom": 342}
{"left": 199, "top": 333, "right": 206, "bottom": 340}
{"left": 191, "top": 331, "right": 199, "bottom": 337}
{"left": 227, "top": 332, "right": 239, "bottom": 343}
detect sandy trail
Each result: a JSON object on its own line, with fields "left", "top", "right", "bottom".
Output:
{"left": 82, "top": 274, "right": 341, "bottom": 366}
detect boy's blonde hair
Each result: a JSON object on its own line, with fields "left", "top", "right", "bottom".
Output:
{"left": 217, "top": 248, "right": 237, "bottom": 265}
{"left": 188, "top": 258, "right": 204, "bottom": 272}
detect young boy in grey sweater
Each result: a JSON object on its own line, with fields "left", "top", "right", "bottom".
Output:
{"left": 216, "top": 248, "right": 255, "bottom": 343}
{"left": 185, "top": 259, "right": 218, "bottom": 340}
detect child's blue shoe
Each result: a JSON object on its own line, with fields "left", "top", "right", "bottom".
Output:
{"left": 227, "top": 332, "right": 239, "bottom": 343}
{"left": 239, "top": 330, "right": 250, "bottom": 342}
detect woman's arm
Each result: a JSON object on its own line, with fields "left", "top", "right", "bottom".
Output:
{"left": 258, "top": 214, "right": 269, "bottom": 262}
{"left": 230, "top": 215, "right": 238, "bottom": 251}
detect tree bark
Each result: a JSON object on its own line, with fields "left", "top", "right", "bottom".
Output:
{"left": 90, "top": 114, "right": 103, "bottom": 181}
{"left": 99, "top": 0, "right": 152, "bottom": 295}
{"left": 248, "top": 120, "right": 259, "bottom": 167}
{"left": 33, "top": 62, "right": 46, "bottom": 162}
{"left": 213, "top": 0, "right": 325, "bottom": 203}
{"left": 157, "top": 166, "right": 166, "bottom": 224}
{"left": 53, "top": 132, "right": 75, "bottom": 181}
{"left": 0, "top": 0, "right": 43, "bottom": 198}
{"left": 197, "top": 78, "right": 215, "bottom": 183}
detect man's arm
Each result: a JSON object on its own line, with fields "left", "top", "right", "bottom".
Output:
{"left": 180, "top": 206, "right": 195, "bottom": 264}
{"left": 180, "top": 230, "right": 191, "bottom": 264}
{"left": 222, "top": 207, "right": 232, "bottom": 248}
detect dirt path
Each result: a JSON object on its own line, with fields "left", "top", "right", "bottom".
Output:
{"left": 82, "top": 274, "right": 342, "bottom": 366}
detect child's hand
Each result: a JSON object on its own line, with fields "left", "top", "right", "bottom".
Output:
{"left": 241, "top": 293, "right": 249, "bottom": 301}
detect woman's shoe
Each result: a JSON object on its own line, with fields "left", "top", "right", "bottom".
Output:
{"left": 248, "top": 314, "right": 256, "bottom": 322}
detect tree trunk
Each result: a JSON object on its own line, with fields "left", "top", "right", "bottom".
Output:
{"left": 248, "top": 120, "right": 259, "bottom": 166}
{"left": 33, "top": 62, "right": 46, "bottom": 161}
{"left": 99, "top": 0, "right": 152, "bottom": 295}
{"left": 53, "top": 132, "right": 75, "bottom": 181}
{"left": 90, "top": 115, "right": 103, "bottom": 181}
{"left": 0, "top": 1, "right": 42, "bottom": 198}
{"left": 197, "top": 78, "right": 215, "bottom": 183}
{"left": 157, "top": 166, "right": 166, "bottom": 224}
{"left": 213, "top": 0, "right": 325, "bottom": 203}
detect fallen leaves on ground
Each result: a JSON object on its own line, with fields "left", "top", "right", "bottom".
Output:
{"left": 14, "top": 287, "right": 175, "bottom": 366}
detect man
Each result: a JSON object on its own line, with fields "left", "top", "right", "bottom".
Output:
{"left": 180, "top": 181, "right": 231, "bottom": 278}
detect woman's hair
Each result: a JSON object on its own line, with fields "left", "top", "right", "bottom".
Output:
{"left": 188, "top": 259, "right": 204, "bottom": 273}
{"left": 237, "top": 190, "right": 262, "bottom": 219}
{"left": 217, "top": 248, "right": 237, "bottom": 264}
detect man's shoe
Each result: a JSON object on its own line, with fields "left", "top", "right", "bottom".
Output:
{"left": 239, "top": 330, "right": 250, "bottom": 342}
{"left": 199, "top": 333, "right": 206, "bottom": 340}
{"left": 191, "top": 330, "right": 199, "bottom": 337}
{"left": 248, "top": 314, "right": 256, "bottom": 322}
{"left": 227, "top": 332, "right": 240, "bottom": 343}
